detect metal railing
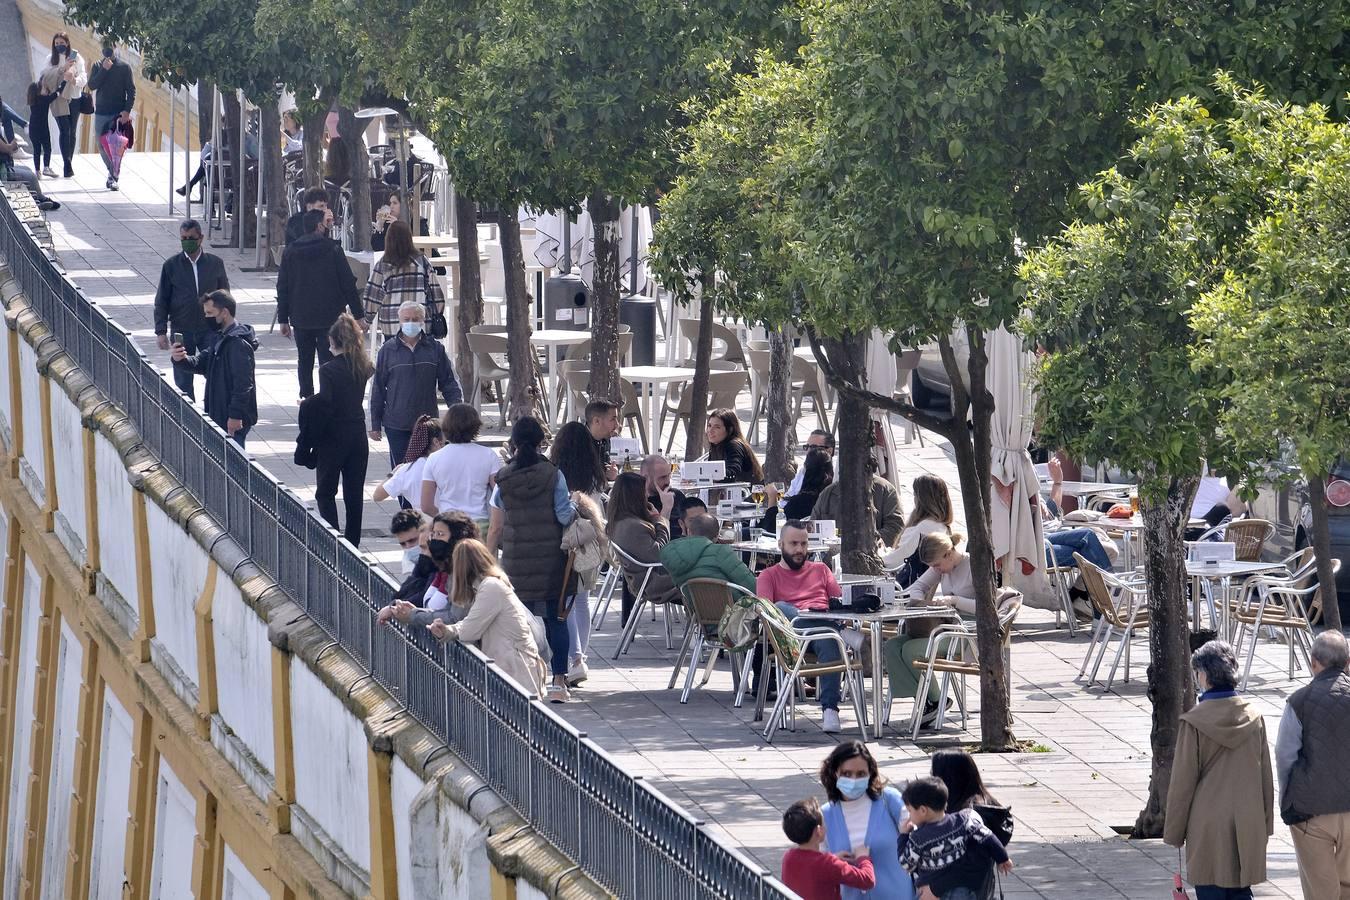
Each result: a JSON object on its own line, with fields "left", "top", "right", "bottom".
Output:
{"left": 0, "top": 187, "right": 791, "bottom": 900}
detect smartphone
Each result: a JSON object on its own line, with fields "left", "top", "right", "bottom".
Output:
{"left": 171, "top": 332, "right": 184, "bottom": 347}
{"left": 102, "top": 47, "right": 114, "bottom": 59}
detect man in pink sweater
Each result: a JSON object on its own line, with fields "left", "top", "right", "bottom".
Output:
{"left": 756, "top": 521, "right": 846, "bottom": 732}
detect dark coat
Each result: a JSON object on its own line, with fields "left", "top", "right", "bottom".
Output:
{"left": 88, "top": 58, "right": 136, "bottom": 115}
{"left": 496, "top": 459, "right": 574, "bottom": 609}
{"left": 276, "top": 233, "right": 361, "bottom": 329}
{"left": 370, "top": 334, "right": 461, "bottom": 432}
{"left": 294, "top": 393, "right": 331, "bottom": 469}
{"left": 153, "top": 252, "right": 230, "bottom": 335}
{"left": 174, "top": 321, "right": 257, "bottom": 430}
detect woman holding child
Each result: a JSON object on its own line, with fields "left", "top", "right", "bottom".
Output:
{"left": 814, "top": 741, "right": 915, "bottom": 899}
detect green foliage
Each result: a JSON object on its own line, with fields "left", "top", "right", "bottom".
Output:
{"left": 1192, "top": 95, "right": 1350, "bottom": 482}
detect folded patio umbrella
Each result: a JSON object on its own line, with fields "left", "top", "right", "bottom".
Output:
{"left": 98, "top": 119, "right": 134, "bottom": 180}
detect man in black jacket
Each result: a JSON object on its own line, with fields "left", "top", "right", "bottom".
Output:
{"left": 171, "top": 290, "right": 257, "bottom": 447}
{"left": 88, "top": 46, "right": 136, "bottom": 190}
{"left": 154, "top": 219, "right": 229, "bottom": 400}
{"left": 276, "top": 208, "right": 362, "bottom": 398}
{"left": 285, "top": 187, "right": 332, "bottom": 244}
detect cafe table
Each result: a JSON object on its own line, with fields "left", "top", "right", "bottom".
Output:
{"left": 753, "top": 600, "right": 963, "bottom": 740}
{"left": 530, "top": 330, "right": 591, "bottom": 422}
{"left": 1186, "top": 559, "right": 1285, "bottom": 634}
{"left": 621, "top": 365, "right": 697, "bottom": 453}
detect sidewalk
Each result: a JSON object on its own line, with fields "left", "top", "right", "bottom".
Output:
{"left": 37, "top": 151, "right": 1308, "bottom": 899}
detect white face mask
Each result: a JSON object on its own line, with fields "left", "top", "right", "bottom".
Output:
{"left": 401, "top": 546, "right": 421, "bottom": 574}
{"left": 400, "top": 321, "right": 423, "bottom": 338}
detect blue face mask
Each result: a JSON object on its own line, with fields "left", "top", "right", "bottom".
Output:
{"left": 400, "top": 321, "right": 422, "bottom": 338}
{"left": 836, "top": 776, "right": 870, "bottom": 801}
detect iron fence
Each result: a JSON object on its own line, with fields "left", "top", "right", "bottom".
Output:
{"left": 0, "top": 188, "right": 792, "bottom": 900}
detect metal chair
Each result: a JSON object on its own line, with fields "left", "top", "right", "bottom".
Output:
{"left": 611, "top": 543, "right": 678, "bottom": 656}
{"left": 1231, "top": 554, "right": 1338, "bottom": 689}
{"left": 909, "top": 595, "right": 1023, "bottom": 739}
{"left": 758, "top": 608, "right": 869, "bottom": 743}
{"left": 667, "top": 579, "right": 754, "bottom": 703}
{"left": 1075, "top": 555, "right": 1149, "bottom": 690}
{"left": 1044, "top": 541, "right": 1081, "bottom": 636}
{"left": 589, "top": 561, "right": 622, "bottom": 630}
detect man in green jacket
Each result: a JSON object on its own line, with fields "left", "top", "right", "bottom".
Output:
{"left": 660, "top": 513, "right": 757, "bottom": 595}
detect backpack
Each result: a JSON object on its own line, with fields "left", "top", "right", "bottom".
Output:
{"left": 718, "top": 592, "right": 760, "bottom": 652}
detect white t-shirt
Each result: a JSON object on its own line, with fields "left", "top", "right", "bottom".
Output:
{"left": 382, "top": 457, "right": 428, "bottom": 506}
{"left": 840, "top": 796, "right": 873, "bottom": 846}
{"left": 422, "top": 442, "right": 502, "bottom": 520}
{"left": 1191, "top": 476, "right": 1230, "bottom": 519}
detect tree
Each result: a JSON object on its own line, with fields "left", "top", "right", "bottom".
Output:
{"left": 1023, "top": 79, "right": 1337, "bottom": 833}
{"left": 1192, "top": 91, "right": 1350, "bottom": 632}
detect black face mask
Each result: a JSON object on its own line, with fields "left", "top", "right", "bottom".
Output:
{"left": 55, "top": 45, "right": 69, "bottom": 55}
{"left": 427, "top": 539, "right": 451, "bottom": 561}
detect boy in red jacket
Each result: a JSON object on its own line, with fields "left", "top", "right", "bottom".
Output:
{"left": 780, "top": 798, "right": 876, "bottom": 900}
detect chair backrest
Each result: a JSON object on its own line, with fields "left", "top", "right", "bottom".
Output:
{"left": 470, "top": 324, "right": 508, "bottom": 334}
{"left": 755, "top": 600, "right": 802, "bottom": 667}
{"left": 1196, "top": 515, "right": 1234, "bottom": 542}
{"left": 565, "top": 330, "right": 634, "bottom": 361}
{"left": 1225, "top": 518, "right": 1275, "bottom": 562}
{"left": 619, "top": 378, "right": 642, "bottom": 419}
{"left": 1073, "top": 554, "right": 1135, "bottom": 626}
{"left": 465, "top": 332, "right": 509, "bottom": 364}
{"left": 790, "top": 354, "right": 825, "bottom": 394}
{"left": 681, "top": 578, "right": 739, "bottom": 627}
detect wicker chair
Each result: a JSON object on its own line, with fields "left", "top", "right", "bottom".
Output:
{"left": 1231, "top": 553, "right": 1339, "bottom": 689}
{"left": 758, "top": 606, "right": 868, "bottom": 742}
{"left": 908, "top": 595, "right": 1023, "bottom": 739}
{"left": 1225, "top": 518, "right": 1275, "bottom": 562}
{"left": 667, "top": 578, "right": 755, "bottom": 703}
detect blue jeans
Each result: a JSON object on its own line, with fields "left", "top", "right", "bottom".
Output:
{"left": 1048, "top": 528, "right": 1112, "bottom": 572}
{"left": 541, "top": 595, "right": 571, "bottom": 677}
{"left": 567, "top": 589, "right": 591, "bottom": 659}
{"left": 773, "top": 601, "right": 840, "bottom": 710}
{"left": 1194, "top": 887, "right": 1252, "bottom": 900}
{"left": 384, "top": 427, "right": 412, "bottom": 469}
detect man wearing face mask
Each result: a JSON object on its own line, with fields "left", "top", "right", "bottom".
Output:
{"left": 154, "top": 220, "right": 230, "bottom": 400}
{"left": 170, "top": 290, "right": 257, "bottom": 446}
{"left": 368, "top": 300, "right": 461, "bottom": 468}
{"left": 377, "top": 511, "right": 480, "bottom": 628}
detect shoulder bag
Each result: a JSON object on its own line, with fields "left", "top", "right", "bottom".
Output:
{"left": 421, "top": 257, "right": 449, "bottom": 339}
{"left": 78, "top": 90, "right": 94, "bottom": 115}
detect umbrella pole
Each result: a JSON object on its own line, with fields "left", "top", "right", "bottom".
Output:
{"left": 238, "top": 90, "right": 247, "bottom": 256}
{"left": 562, "top": 215, "right": 571, "bottom": 274}
{"left": 183, "top": 87, "right": 192, "bottom": 222}
{"left": 168, "top": 86, "right": 176, "bottom": 217}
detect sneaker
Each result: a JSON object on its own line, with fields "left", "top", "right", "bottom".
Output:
{"left": 566, "top": 655, "right": 589, "bottom": 687}
{"left": 63, "top": 168, "right": 74, "bottom": 178}
{"left": 175, "top": 185, "right": 187, "bottom": 196}
{"left": 37, "top": 199, "right": 60, "bottom": 211}
{"left": 41, "top": 167, "right": 57, "bottom": 179}
{"left": 822, "top": 708, "right": 841, "bottom": 733}
{"left": 920, "top": 698, "right": 951, "bottom": 727}
{"left": 108, "top": 179, "right": 119, "bottom": 191}
{"left": 546, "top": 682, "right": 570, "bottom": 704}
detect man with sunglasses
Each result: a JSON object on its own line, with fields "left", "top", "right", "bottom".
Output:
{"left": 787, "top": 429, "right": 835, "bottom": 497}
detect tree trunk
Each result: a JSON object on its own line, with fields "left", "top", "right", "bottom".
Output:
{"left": 683, "top": 285, "right": 714, "bottom": 459}
{"left": 338, "top": 106, "right": 370, "bottom": 252}
{"left": 1307, "top": 472, "right": 1343, "bottom": 631}
{"left": 587, "top": 191, "right": 623, "bottom": 401}
{"left": 453, "top": 194, "right": 483, "bottom": 402}
{"left": 1132, "top": 475, "right": 1198, "bottom": 837}
{"left": 302, "top": 105, "right": 327, "bottom": 190}
{"left": 942, "top": 333, "right": 1014, "bottom": 751}
{"left": 499, "top": 208, "right": 541, "bottom": 423}
{"left": 221, "top": 91, "right": 244, "bottom": 249}
{"left": 260, "top": 100, "right": 286, "bottom": 269}
{"left": 196, "top": 83, "right": 213, "bottom": 152}
{"left": 820, "top": 333, "right": 882, "bottom": 576}
{"left": 763, "top": 327, "right": 792, "bottom": 482}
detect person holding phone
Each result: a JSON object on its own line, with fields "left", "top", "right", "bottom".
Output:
{"left": 87, "top": 44, "right": 135, "bottom": 190}
{"left": 154, "top": 219, "right": 229, "bottom": 401}
{"left": 39, "top": 33, "right": 84, "bottom": 179}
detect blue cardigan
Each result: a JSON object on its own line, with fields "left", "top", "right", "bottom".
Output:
{"left": 822, "top": 785, "right": 915, "bottom": 900}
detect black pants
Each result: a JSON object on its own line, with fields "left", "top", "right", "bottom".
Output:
{"left": 30, "top": 121, "right": 51, "bottom": 170}
{"left": 293, "top": 327, "right": 333, "bottom": 398}
{"left": 55, "top": 112, "right": 78, "bottom": 175}
{"left": 171, "top": 329, "right": 212, "bottom": 400}
{"left": 316, "top": 421, "right": 369, "bottom": 546}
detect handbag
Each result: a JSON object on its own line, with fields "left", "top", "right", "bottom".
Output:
{"left": 421, "top": 257, "right": 449, "bottom": 339}
{"left": 78, "top": 91, "right": 94, "bottom": 115}
{"left": 973, "top": 802, "right": 1014, "bottom": 846}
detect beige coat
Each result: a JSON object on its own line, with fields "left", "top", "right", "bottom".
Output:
{"left": 40, "top": 53, "right": 87, "bottom": 118}
{"left": 1164, "top": 695, "right": 1274, "bottom": 888}
{"left": 437, "top": 576, "right": 545, "bottom": 695}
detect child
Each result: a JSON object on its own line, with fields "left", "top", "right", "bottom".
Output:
{"left": 780, "top": 797, "right": 876, "bottom": 900}
{"left": 898, "top": 777, "right": 1012, "bottom": 900}
{"left": 25, "top": 83, "right": 53, "bottom": 178}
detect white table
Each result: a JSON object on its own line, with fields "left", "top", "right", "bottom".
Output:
{"left": 674, "top": 480, "right": 752, "bottom": 505}
{"left": 412, "top": 234, "right": 459, "bottom": 251}
{"left": 531, "top": 330, "right": 590, "bottom": 422}
{"left": 621, "top": 365, "right": 697, "bottom": 453}
{"left": 1186, "top": 559, "right": 1284, "bottom": 632}
{"left": 776, "top": 602, "right": 962, "bottom": 739}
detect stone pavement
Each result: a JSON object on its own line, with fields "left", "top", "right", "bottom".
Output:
{"left": 36, "top": 152, "right": 1309, "bottom": 899}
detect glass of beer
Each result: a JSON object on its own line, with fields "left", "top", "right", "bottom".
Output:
{"left": 750, "top": 484, "right": 766, "bottom": 506}
{"left": 1130, "top": 490, "right": 1140, "bottom": 515}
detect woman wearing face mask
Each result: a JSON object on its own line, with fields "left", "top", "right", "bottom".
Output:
{"left": 819, "top": 741, "right": 914, "bottom": 900}
{"left": 373, "top": 415, "right": 443, "bottom": 508}
{"left": 313, "top": 313, "right": 374, "bottom": 546}
{"left": 38, "top": 33, "right": 85, "bottom": 179}
{"left": 377, "top": 510, "right": 480, "bottom": 628}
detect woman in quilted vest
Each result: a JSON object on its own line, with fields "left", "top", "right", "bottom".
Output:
{"left": 487, "top": 417, "right": 579, "bottom": 703}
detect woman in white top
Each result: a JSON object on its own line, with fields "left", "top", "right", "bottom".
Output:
{"left": 374, "top": 416, "right": 442, "bottom": 507}
{"left": 883, "top": 474, "right": 954, "bottom": 585}
{"left": 420, "top": 403, "right": 502, "bottom": 529}
{"left": 427, "top": 539, "right": 546, "bottom": 695}
{"left": 38, "top": 33, "right": 86, "bottom": 179}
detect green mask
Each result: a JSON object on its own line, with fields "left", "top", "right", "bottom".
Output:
{"left": 181, "top": 238, "right": 201, "bottom": 255}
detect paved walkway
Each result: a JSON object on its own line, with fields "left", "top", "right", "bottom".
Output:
{"left": 37, "top": 153, "right": 1309, "bottom": 899}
